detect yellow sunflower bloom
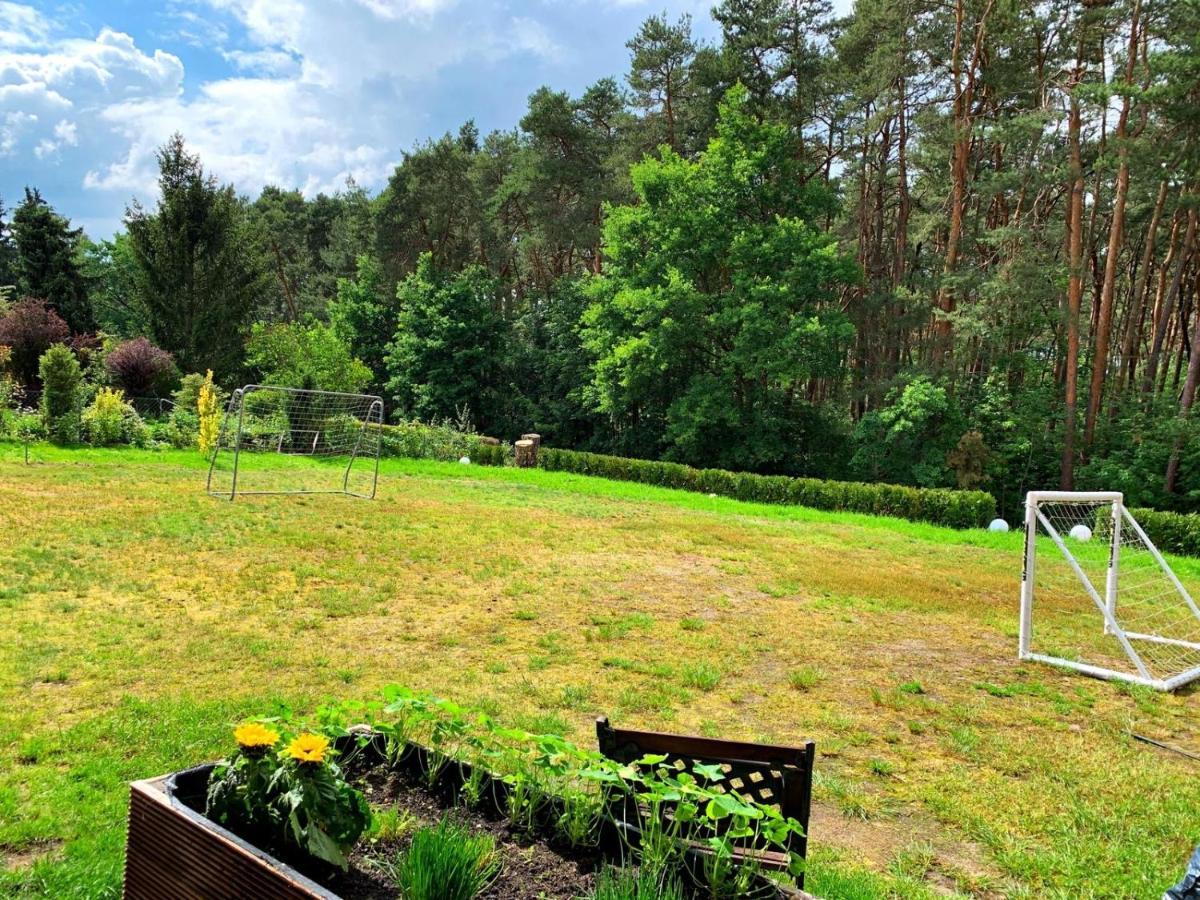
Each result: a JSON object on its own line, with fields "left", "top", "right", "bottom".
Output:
{"left": 234, "top": 722, "right": 280, "bottom": 752}
{"left": 286, "top": 733, "right": 330, "bottom": 765}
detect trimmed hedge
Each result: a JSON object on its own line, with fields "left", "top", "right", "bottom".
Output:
{"left": 1130, "top": 508, "right": 1200, "bottom": 559}
{"left": 538, "top": 448, "right": 996, "bottom": 529}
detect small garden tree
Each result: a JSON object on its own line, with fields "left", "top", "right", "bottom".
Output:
{"left": 38, "top": 343, "right": 83, "bottom": 443}
{"left": 105, "top": 337, "right": 178, "bottom": 397}
{"left": 0, "top": 297, "right": 69, "bottom": 387}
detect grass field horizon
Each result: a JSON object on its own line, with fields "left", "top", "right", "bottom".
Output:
{"left": 1, "top": 443, "right": 1198, "bottom": 898}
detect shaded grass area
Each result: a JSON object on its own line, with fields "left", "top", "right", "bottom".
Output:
{"left": 1, "top": 443, "right": 1198, "bottom": 898}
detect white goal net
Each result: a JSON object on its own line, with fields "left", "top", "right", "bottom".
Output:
{"left": 206, "top": 385, "right": 384, "bottom": 500}
{"left": 1020, "top": 491, "right": 1200, "bottom": 691}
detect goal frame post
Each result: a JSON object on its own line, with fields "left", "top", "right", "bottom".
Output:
{"left": 1019, "top": 490, "right": 1200, "bottom": 691}
{"left": 206, "top": 384, "right": 384, "bottom": 501}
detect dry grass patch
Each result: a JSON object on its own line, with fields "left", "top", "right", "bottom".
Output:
{"left": 0, "top": 446, "right": 1198, "bottom": 898}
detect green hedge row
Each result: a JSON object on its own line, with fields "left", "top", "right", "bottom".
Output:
{"left": 1129, "top": 508, "right": 1200, "bottom": 559}
{"left": 538, "top": 447, "right": 996, "bottom": 529}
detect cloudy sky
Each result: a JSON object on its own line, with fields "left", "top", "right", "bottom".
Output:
{"left": 0, "top": 0, "right": 847, "bottom": 238}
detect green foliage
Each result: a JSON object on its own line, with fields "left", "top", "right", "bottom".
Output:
{"left": 246, "top": 319, "right": 372, "bottom": 393}
{"left": 81, "top": 388, "right": 146, "bottom": 447}
{"left": 583, "top": 84, "right": 857, "bottom": 470}
{"left": 345, "top": 685, "right": 808, "bottom": 889}
{"left": 328, "top": 254, "right": 396, "bottom": 393}
{"left": 37, "top": 343, "right": 82, "bottom": 444}
{"left": 174, "top": 371, "right": 227, "bottom": 414}
{"left": 206, "top": 725, "right": 370, "bottom": 871}
{"left": 79, "top": 234, "right": 146, "bottom": 337}
{"left": 591, "top": 865, "right": 684, "bottom": 900}
{"left": 387, "top": 255, "right": 507, "bottom": 431}
{"left": 126, "top": 135, "right": 270, "bottom": 379}
{"left": 539, "top": 447, "right": 995, "bottom": 528}
{"left": 1129, "top": 508, "right": 1200, "bottom": 559}
{"left": 374, "top": 419, "right": 509, "bottom": 466}
{"left": 851, "top": 377, "right": 963, "bottom": 488}
{"left": 11, "top": 188, "right": 93, "bottom": 333}
{"left": 390, "top": 816, "right": 499, "bottom": 900}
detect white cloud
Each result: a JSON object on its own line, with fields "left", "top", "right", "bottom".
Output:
{"left": 0, "top": 1, "right": 50, "bottom": 49}
{"left": 0, "top": 21, "right": 181, "bottom": 177}
{"left": 71, "top": 0, "right": 573, "bottom": 201}
{"left": 53, "top": 118, "right": 76, "bottom": 144}
{"left": 222, "top": 48, "right": 299, "bottom": 76}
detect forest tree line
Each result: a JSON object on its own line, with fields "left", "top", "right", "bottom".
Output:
{"left": 0, "top": 0, "right": 1198, "bottom": 517}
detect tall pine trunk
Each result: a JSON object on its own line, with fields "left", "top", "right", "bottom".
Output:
{"left": 1061, "top": 78, "right": 1085, "bottom": 490}
{"left": 1084, "top": 1, "right": 1140, "bottom": 445}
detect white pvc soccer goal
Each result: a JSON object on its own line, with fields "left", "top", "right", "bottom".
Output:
{"left": 206, "top": 385, "right": 384, "bottom": 500}
{"left": 1020, "top": 491, "right": 1200, "bottom": 691}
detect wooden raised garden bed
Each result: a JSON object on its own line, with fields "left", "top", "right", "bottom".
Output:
{"left": 125, "top": 728, "right": 817, "bottom": 899}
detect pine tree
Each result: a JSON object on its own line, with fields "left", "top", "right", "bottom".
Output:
{"left": 626, "top": 14, "right": 698, "bottom": 153}
{"left": 0, "top": 196, "right": 17, "bottom": 292}
{"left": 126, "top": 134, "right": 270, "bottom": 379}
{"left": 12, "top": 188, "right": 93, "bottom": 333}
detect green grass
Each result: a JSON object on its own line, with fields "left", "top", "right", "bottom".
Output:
{"left": 1, "top": 443, "right": 1198, "bottom": 898}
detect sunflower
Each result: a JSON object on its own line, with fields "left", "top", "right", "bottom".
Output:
{"left": 234, "top": 722, "right": 279, "bottom": 756}
{"left": 286, "top": 732, "right": 330, "bottom": 765}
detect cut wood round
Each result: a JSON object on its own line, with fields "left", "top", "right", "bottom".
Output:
{"left": 478, "top": 436, "right": 501, "bottom": 446}
{"left": 514, "top": 439, "right": 538, "bottom": 468}
{"left": 520, "top": 433, "right": 542, "bottom": 450}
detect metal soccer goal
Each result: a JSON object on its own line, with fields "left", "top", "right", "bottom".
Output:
{"left": 1019, "top": 491, "right": 1200, "bottom": 691}
{"left": 206, "top": 385, "right": 384, "bottom": 500}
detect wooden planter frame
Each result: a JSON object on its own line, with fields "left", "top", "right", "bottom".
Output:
{"left": 125, "top": 737, "right": 815, "bottom": 900}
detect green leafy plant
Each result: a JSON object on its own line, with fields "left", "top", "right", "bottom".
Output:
{"left": 316, "top": 686, "right": 808, "bottom": 890}
{"left": 38, "top": 343, "right": 82, "bottom": 444}
{"left": 591, "top": 865, "right": 684, "bottom": 900}
{"left": 81, "top": 387, "right": 146, "bottom": 446}
{"left": 391, "top": 816, "right": 499, "bottom": 900}
{"left": 206, "top": 723, "right": 370, "bottom": 870}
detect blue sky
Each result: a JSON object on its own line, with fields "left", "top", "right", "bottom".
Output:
{"left": 0, "top": 0, "right": 844, "bottom": 238}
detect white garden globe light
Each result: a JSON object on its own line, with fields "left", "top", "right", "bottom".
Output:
{"left": 459, "top": 456, "right": 471, "bottom": 465}
{"left": 988, "top": 518, "right": 1009, "bottom": 532}
{"left": 1069, "top": 524, "right": 1092, "bottom": 541}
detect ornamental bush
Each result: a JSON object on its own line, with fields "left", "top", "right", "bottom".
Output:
{"left": 197, "top": 370, "right": 221, "bottom": 455}
{"left": 37, "top": 343, "right": 83, "bottom": 444}
{"left": 539, "top": 447, "right": 996, "bottom": 529}
{"left": 104, "top": 337, "right": 178, "bottom": 397}
{"left": 374, "top": 420, "right": 509, "bottom": 466}
{"left": 0, "top": 298, "right": 69, "bottom": 387}
{"left": 81, "top": 387, "right": 146, "bottom": 447}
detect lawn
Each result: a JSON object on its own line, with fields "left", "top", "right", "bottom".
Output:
{"left": 1, "top": 443, "right": 1197, "bottom": 898}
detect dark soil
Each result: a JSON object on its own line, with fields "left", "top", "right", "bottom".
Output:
{"left": 310, "top": 763, "right": 601, "bottom": 899}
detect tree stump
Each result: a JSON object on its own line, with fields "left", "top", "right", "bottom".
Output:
{"left": 520, "top": 433, "right": 541, "bottom": 451}
{"left": 514, "top": 439, "right": 538, "bottom": 468}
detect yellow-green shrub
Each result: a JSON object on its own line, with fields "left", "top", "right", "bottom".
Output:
{"left": 197, "top": 370, "right": 220, "bottom": 454}
{"left": 81, "top": 388, "right": 146, "bottom": 447}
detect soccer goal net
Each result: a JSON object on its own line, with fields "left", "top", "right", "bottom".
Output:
{"left": 1020, "top": 491, "right": 1200, "bottom": 691}
{"left": 206, "top": 385, "right": 384, "bottom": 500}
